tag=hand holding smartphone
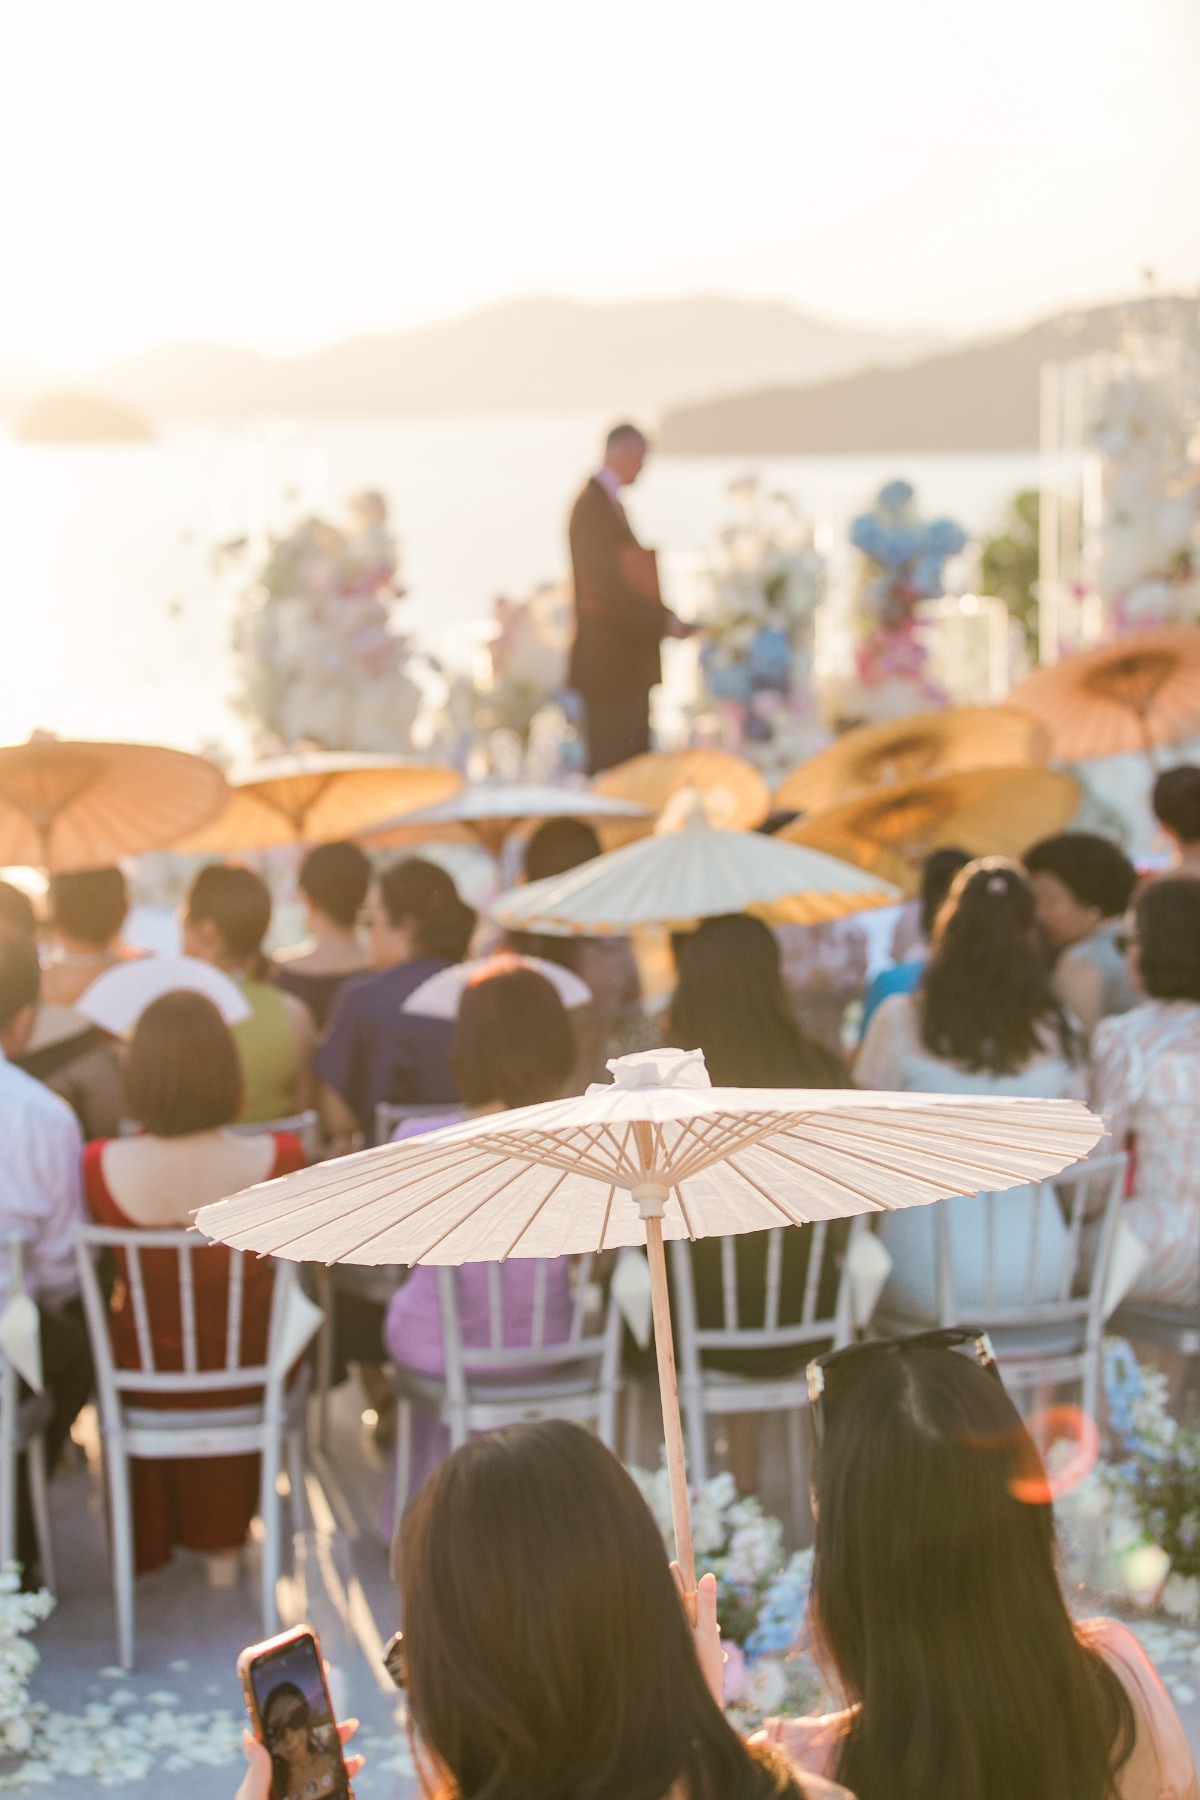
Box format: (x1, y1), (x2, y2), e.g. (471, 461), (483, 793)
(237, 1626), (352, 1800)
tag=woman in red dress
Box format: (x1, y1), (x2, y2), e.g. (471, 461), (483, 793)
(83, 991), (305, 1578)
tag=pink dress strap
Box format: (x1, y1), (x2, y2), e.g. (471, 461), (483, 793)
(1078, 1616), (1200, 1800)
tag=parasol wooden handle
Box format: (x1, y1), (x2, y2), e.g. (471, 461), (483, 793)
(644, 1213), (696, 1601)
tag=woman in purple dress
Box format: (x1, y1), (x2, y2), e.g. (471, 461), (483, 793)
(383, 965), (579, 1497)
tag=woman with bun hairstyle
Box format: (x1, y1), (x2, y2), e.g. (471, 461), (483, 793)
(1090, 876), (1200, 1307)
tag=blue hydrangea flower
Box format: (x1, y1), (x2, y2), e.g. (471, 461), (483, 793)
(745, 1550), (812, 1660)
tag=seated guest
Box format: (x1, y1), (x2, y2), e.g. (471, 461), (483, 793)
(273, 841), (371, 1031)
(0, 934), (92, 1586)
(0, 880), (124, 1141)
(1152, 764), (1200, 879)
(667, 912), (850, 1489)
(183, 864), (315, 1124)
(1091, 878), (1200, 1310)
(42, 867), (132, 1007)
(856, 860), (1083, 1320)
(83, 991), (306, 1579)
(756, 1333), (1198, 1800)
(316, 857), (475, 1140)
(1025, 831), (1138, 1041)
(506, 817), (641, 1089)
(235, 1421), (839, 1800)
(670, 912), (849, 1088)
(859, 846), (971, 1033)
(384, 966), (578, 1495)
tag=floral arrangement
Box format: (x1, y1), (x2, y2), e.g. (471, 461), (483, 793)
(0, 1569), (53, 1762)
(231, 489), (422, 754)
(696, 477), (828, 775)
(1084, 332), (1200, 632)
(844, 479), (967, 721)
(481, 582), (574, 744)
(1100, 1338), (1200, 1616)
(631, 1464), (822, 1726)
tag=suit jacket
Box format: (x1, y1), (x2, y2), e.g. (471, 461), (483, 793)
(567, 477), (676, 700)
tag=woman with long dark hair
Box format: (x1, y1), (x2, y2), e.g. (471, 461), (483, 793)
(235, 1422), (844, 1800)
(382, 967), (580, 1499)
(855, 859), (1084, 1320)
(669, 913), (849, 1088)
(757, 1334), (1196, 1800)
(260, 1682), (342, 1800)
(666, 912), (851, 1488)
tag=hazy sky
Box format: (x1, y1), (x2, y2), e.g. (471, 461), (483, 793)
(2, 0), (1198, 366)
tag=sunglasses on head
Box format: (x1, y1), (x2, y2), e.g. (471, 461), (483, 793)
(806, 1328), (1000, 1452)
(266, 1703), (308, 1743)
(382, 1630), (407, 1691)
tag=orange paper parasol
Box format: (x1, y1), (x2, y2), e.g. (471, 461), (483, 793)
(592, 749), (770, 848)
(1007, 628), (1200, 764)
(0, 734), (228, 871)
(781, 766), (1080, 895)
(775, 706), (1048, 815)
(176, 753), (461, 852)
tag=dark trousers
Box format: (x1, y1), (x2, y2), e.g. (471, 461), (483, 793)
(583, 692), (651, 775)
(17, 1299), (92, 1583)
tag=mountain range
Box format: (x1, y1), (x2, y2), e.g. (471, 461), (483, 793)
(657, 295), (1200, 453)
(1, 296), (938, 427)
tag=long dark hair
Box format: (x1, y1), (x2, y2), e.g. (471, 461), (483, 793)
(395, 1421), (809, 1800)
(921, 858), (1073, 1073)
(669, 913), (849, 1087)
(811, 1343), (1135, 1800)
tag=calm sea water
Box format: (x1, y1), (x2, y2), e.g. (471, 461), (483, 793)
(0, 412), (1040, 754)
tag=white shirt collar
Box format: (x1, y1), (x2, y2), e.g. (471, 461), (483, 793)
(595, 466), (622, 502)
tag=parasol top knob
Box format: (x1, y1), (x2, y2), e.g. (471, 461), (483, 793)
(631, 1180), (669, 1219)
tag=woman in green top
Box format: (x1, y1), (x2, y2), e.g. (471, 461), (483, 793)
(184, 865), (315, 1124)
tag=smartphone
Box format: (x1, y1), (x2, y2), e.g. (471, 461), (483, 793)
(237, 1625), (350, 1800)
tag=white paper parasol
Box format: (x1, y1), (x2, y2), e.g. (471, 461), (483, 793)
(197, 1046), (1101, 1597)
(402, 953), (593, 1019)
(360, 781), (651, 855)
(490, 791), (900, 934)
(77, 955), (250, 1037)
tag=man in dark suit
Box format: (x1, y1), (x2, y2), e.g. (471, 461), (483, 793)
(567, 423), (690, 774)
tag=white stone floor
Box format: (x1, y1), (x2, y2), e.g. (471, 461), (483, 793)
(10, 1381), (1200, 1796)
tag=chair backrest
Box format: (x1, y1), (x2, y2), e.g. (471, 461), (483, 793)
(374, 1102), (454, 1147)
(230, 1109), (320, 1162)
(932, 1152), (1128, 1329)
(671, 1218), (865, 1372)
(0, 1234), (29, 1401)
(435, 1254), (620, 1408)
(75, 1223), (296, 1417)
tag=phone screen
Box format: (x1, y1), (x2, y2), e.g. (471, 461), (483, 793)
(248, 1634), (349, 1800)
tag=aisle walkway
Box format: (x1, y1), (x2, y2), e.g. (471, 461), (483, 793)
(14, 1389), (413, 1798)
